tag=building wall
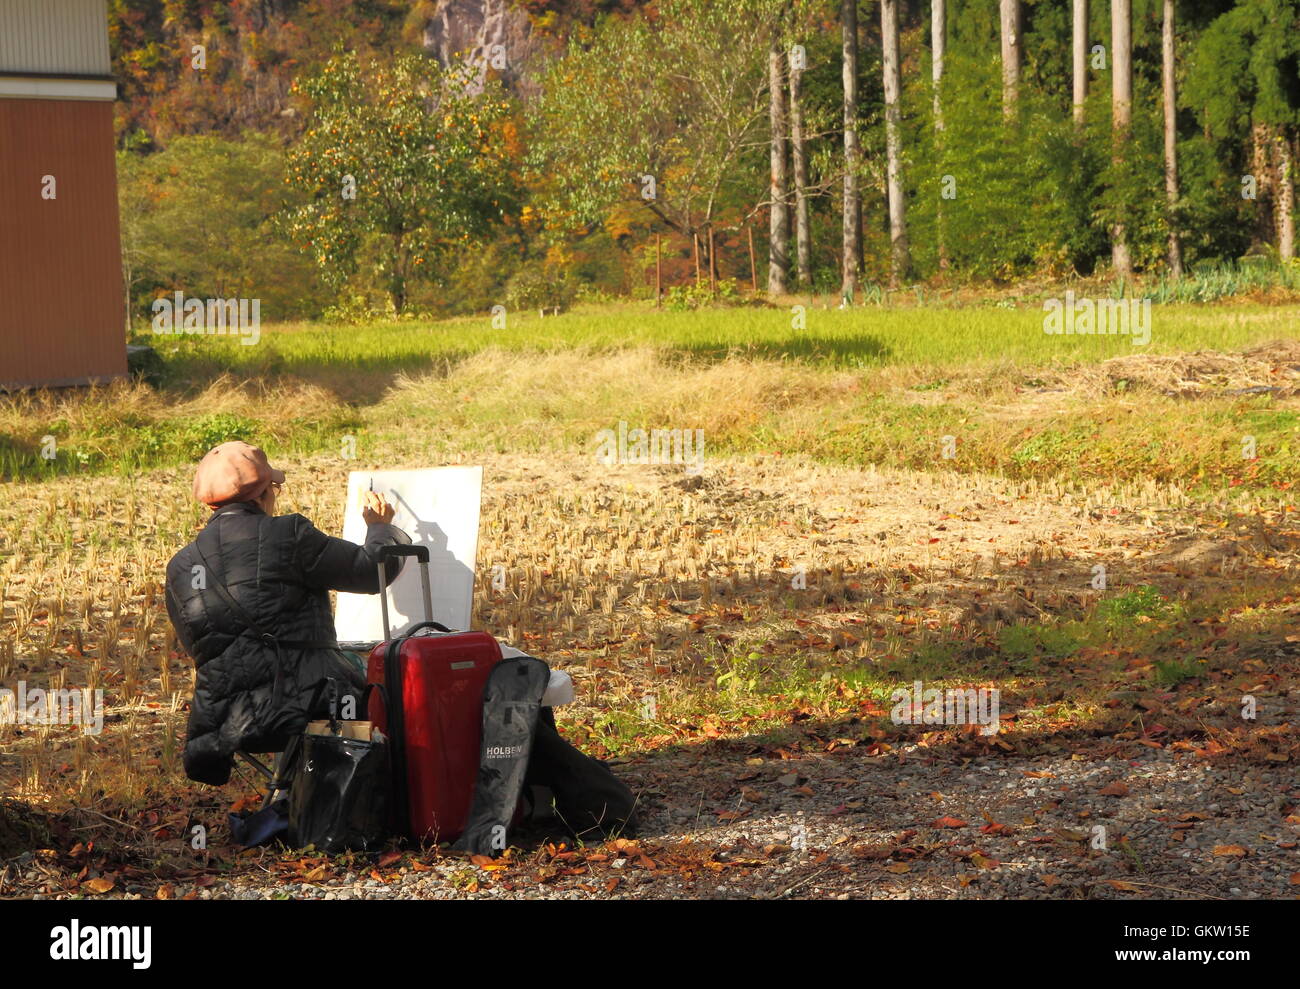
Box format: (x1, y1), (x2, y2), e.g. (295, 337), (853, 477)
(0, 97), (126, 388)
(0, 0), (112, 77)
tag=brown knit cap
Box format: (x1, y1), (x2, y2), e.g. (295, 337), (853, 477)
(192, 441), (285, 507)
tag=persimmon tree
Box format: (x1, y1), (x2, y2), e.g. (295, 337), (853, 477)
(283, 52), (515, 313)
(527, 0), (780, 263)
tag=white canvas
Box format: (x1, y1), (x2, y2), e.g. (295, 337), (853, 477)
(334, 466), (482, 641)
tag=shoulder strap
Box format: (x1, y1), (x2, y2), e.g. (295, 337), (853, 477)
(193, 522), (273, 641)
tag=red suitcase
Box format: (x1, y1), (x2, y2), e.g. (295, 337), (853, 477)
(366, 544), (502, 844)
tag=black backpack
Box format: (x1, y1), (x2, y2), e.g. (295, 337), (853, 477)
(525, 709), (638, 841)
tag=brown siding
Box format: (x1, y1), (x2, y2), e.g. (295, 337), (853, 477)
(0, 97), (125, 389)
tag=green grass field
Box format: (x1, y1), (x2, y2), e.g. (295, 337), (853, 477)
(141, 298), (1295, 380)
(3, 300), (1298, 498)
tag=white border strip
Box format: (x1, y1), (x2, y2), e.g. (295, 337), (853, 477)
(0, 77), (116, 101)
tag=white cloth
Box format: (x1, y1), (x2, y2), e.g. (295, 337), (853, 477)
(499, 643), (575, 706)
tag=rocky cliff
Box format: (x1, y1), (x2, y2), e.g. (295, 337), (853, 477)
(421, 0), (542, 96)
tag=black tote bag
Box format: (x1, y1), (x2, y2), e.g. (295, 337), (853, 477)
(287, 683), (392, 853)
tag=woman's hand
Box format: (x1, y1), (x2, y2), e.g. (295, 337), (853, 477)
(362, 490), (396, 525)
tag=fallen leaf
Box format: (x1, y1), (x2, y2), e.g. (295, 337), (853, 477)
(82, 878), (115, 894)
(1053, 828), (1090, 842)
(980, 813), (1014, 836)
(230, 794), (262, 815)
(1212, 845), (1248, 857)
(851, 843), (893, 860)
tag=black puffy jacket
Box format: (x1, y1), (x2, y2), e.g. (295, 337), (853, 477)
(164, 501), (410, 785)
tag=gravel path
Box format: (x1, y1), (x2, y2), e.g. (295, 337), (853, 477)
(15, 735), (1292, 901)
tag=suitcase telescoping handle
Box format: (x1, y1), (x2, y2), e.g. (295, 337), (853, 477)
(377, 544), (439, 641)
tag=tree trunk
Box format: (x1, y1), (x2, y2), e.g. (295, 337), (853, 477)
(389, 233), (407, 314)
(1072, 0), (1087, 126)
(698, 222), (717, 282)
(708, 226), (717, 292)
(931, 0), (944, 131)
(1162, 0), (1183, 277)
(841, 0), (860, 304)
(655, 233), (661, 305)
(123, 258), (134, 332)
(768, 34), (790, 296)
(999, 0), (1020, 118)
(933, 0), (947, 270)
(1251, 121), (1277, 251)
(748, 224), (758, 291)
(1277, 129), (1296, 261)
(1111, 0), (1133, 278)
(790, 45), (811, 287)
(882, 0), (910, 286)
